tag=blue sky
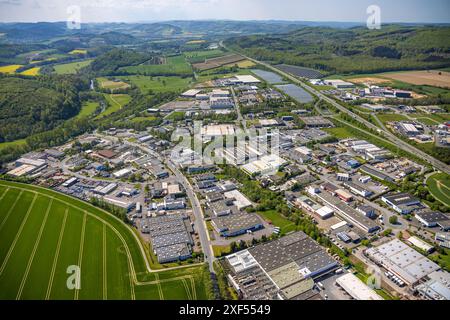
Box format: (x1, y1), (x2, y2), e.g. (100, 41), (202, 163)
(0, 0), (449, 23)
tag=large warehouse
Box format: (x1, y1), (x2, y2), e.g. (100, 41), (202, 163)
(225, 232), (339, 300)
(366, 239), (440, 286)
(335, 273), (383, 300)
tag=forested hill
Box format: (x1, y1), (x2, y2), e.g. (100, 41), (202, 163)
(0, 75), (88, 142)
(225, 25), (450, 74)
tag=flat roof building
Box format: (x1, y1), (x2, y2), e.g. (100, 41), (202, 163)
(335, 273), (383, 300)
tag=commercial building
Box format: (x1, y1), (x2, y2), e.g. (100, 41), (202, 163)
(381, 192), (422, 214)
(407, 236), (434, 254)
(316, 191), (380, 233)
(325, 79), (356, 89)
(224, 189), (252, 210)
(366, 239), (440, 286)
(145, 214), (193, 264)
(241, 154), (287, 176)
(343, 181), (373, 198)
(415, 211), (450, 230)
(335, 273), (383, 300)
(211, 212), (264, 238)
(225, 232), (338, 300)
(113, 168), (133, 179)
(300, 117), (334, 128)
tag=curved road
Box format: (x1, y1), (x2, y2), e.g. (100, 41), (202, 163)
(221, 42), (450, 175)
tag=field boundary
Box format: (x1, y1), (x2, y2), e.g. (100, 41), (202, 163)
(0, 181), (204, 300)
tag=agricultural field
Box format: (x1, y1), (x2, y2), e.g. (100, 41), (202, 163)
(20, 67), (40, 76)
(97, 94), (132, 118)
(192, 54), (245, 71)
(69, 49), (88, 55)
(97, 77), (131, 91)
(53, 60), (93, 75)
(184, 49), (225, 63)
(0, 181), (209, 300)
(426, 173), (450, 207)
(119, 55), (192, 76)
(117, 75), (192, 94)
(0, 64), (23, 74)
(224, 59), (256, 68)
(381, 70), (450, 89)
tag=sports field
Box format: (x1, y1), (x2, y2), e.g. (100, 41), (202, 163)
(427, 173), (450, 207)
(0, 181), (209, 300)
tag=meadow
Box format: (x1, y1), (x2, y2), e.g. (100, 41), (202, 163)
(97, 94), (132, 118)
(53, 60), (93, 75)
(0, 181), (209, 300)
(117, 75), (192, 94)
(119, 55), (192, 76)
(75, 101), (100, 119)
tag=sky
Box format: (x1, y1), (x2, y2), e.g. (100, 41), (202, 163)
(0, 0), (449, 23)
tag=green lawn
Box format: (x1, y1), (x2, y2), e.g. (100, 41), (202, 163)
(426, 173), (450, 207)
(324, 127), (355, 139)
(117, 75), (192, 94)
(75, 101), (99, 119)
(97, 94), (132, 118)
(257, 210), (297, 234)
(411, 113), (450, 126)
(0, 139), (27, 151)
(184, 50), (225, 63)
(53, 60), (93, 75)
(119, 55), (192, 76)
(0, 181), (209, 300)
(377, 113), (409, 124)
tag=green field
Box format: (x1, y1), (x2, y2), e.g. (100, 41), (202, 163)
(257, 210), (297, 234)
(410, 113), (450, 126)
(119, 56), (192, 76)
(53, 60), (93, 75)
(324, 127), (355, 139)
(377, 113), (409, 124)
(117, 75), (192, 94)
(426, 173), (450, 207)
(76, 101), (100, 119)
(0, 139), (27, 151)
(0, 181), (209, 300)
(97, 94), (132, 118)
(184, 50), (225, 63)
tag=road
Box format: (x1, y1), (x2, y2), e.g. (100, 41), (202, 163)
(230, 86), (247, 131)
(221, 42), (450, 175)
(124, 140), (216, 274)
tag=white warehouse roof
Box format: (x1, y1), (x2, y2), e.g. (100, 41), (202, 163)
(336, 273), (383, 300)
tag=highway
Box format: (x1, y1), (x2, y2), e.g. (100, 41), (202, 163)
(221, 42), (450, 175)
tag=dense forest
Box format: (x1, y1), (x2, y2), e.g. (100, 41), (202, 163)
(225, 25), (450, 74)
(89, 48), (157, 75)
(0, 75), (88, 142)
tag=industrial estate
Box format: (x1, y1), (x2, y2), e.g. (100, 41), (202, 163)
(0, 7), (449, 304)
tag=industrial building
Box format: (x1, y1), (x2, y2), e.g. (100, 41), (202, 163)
(381, 192), (422, 214)
(315, 190), (380, 233)
(335, 273), (383, 300)
(225, 232), (337, 300)
(415, 211), (450, 230)
(211, 212), (264, 238)
(366, 239), (441, 286)
(144, 214), (193, 264)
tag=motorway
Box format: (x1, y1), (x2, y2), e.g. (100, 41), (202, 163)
(220, 42), (450, 175)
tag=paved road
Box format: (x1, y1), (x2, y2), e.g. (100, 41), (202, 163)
(125, 140), (216, 274)
(230, 86), (247, 131)
(221, 42), (450, 175)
